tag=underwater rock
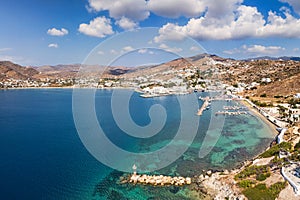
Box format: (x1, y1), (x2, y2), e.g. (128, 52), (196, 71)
(169, 186), (180, 194)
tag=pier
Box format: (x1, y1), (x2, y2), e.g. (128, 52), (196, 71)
(197, 97), (210, 116)
(215, 111), (248, 116)
(223, 106), (247, 110)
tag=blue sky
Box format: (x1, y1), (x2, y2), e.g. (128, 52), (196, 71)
(1, 0), (300, 66)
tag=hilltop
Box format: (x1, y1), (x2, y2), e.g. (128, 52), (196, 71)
(0, 61), (39, 81)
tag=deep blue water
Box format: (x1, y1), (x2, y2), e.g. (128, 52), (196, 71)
(0, 89), (275, 199)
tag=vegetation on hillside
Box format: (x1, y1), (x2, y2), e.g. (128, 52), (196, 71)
(242, 182), (287, 200)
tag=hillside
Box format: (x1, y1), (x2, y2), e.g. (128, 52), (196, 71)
(0, 61), (39, 81)
(0, 54), (299, 99)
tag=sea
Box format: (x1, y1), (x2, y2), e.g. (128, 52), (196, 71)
(0, 89), (275, 199)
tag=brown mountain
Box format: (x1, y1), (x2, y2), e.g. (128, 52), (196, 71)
(1, 54), (299, 99)
(0, 61), (39, 81)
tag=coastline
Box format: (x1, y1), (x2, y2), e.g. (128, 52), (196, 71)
(240, 99), (279, 136)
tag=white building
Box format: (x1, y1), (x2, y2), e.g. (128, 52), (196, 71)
(295, 93), (300, 99)
(261, 77), (272, 83)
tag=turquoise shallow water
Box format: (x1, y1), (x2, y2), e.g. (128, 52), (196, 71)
(0, 89), (275, 199)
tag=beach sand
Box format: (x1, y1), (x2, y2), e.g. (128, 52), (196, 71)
(240, 100), (278, 136)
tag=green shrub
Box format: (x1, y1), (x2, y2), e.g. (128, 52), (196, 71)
(243, 184), (272, 200)
(256, 172), (271, 181)
(294, 141), (300, 150)
(243, 182), (286, 200)
(260, 142), (292, 158)
(269, 181), (287, 197)
(235, 165), (269, 180)
(274, 95), (283, 98)
(260, 93), (267, 97)
(238, 180), (256, 188)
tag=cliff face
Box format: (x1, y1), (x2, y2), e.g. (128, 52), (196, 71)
(0, 61), (39, 81)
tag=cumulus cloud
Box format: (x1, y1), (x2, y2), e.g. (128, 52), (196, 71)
(48, 43), (59, 48)
(224, 45), (285, 55)
(147, 0), (206, 18)
(47, 28), (68, 36)
(78, 17), (114, 38)
(154, 2), (300, 42)
(115, 17), (138, 30)
(258, 10), (300, 38)
(280, 0), (300, 14)
(154, 23), (186, 43)
(87, 0), (149, 22)
(84, 0), (300, 41)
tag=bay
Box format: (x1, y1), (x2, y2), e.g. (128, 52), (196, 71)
(0, 89), (274, 199)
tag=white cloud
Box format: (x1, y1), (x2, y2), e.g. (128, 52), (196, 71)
(47, 28), (68, 36)
(280, 0), (300, 14)
(224, 45), (285, 55)
(78, 17), (114, 38)
(154, 23), (186, 43)
(243, 45), (285, 54)
(154, 2), (300, 42)
(138, 49), (148, 54)
(115, 17), (138, 30)
(87, 0), (149, 21)
(190, 46), (200, 51)
(258, 10), (300, 38)
(48, 43), (58, 48)
(147, 0), (206, 18)
(98, 51), (104, 55)
(159, 43), (182, 53)
(137, 48), (155, 54)
(122, 46), (135, 53)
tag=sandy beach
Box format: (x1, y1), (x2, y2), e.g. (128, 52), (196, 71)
(240, 99), (279, 136)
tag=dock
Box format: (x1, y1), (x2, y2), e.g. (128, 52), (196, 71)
(215, 111), (248, 116)
(223, 106), (247, 110)
(197, 97), (210, 116)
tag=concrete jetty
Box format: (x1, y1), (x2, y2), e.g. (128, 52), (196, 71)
(223, 106), (247, 110)
(215, 111), (248, 116)
(197, 97), (210, 116)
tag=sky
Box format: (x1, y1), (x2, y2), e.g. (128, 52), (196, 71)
(1, 0), (300, 66)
